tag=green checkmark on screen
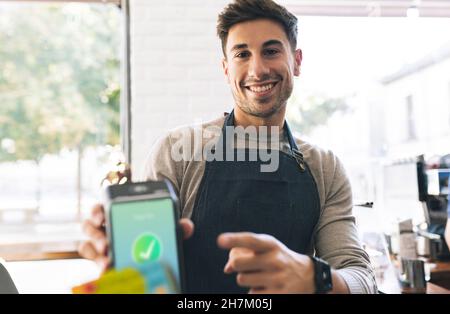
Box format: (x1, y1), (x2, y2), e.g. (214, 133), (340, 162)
(132, 233), (162, 264)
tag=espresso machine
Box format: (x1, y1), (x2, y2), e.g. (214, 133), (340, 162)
(416, 154), (450, 261)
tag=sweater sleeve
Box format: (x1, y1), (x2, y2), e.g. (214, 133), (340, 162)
(140, 132), (183, 200)
(313, 153), (378, 294)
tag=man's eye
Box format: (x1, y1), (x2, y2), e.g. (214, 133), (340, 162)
(264, 49), (279, 56)
(235, 51), (250, 58)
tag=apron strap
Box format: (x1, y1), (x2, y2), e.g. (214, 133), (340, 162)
(222, 110), (302, 154)
(222, 110), (306, 172)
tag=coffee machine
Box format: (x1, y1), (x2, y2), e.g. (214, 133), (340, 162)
(416, 154), (450, 261)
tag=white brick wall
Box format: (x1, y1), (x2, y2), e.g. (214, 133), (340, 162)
(129, 0), (233, 176)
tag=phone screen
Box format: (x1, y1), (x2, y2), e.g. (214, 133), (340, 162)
(110, 197), (181, 292)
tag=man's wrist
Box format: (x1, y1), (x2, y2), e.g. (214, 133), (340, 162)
(309, 256), (333, 294)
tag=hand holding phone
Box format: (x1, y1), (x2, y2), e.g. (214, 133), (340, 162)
(104, 180), (187, 293)
(79, 204), (111, 272)
(78, 195), (194, 286)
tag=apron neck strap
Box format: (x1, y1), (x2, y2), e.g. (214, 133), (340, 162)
(222, 110), (301, 154)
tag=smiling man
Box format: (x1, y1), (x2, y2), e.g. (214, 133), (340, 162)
(79, 0), (377, 294)
(223, 19), (300, 127)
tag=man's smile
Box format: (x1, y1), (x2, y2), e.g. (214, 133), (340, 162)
(243, 81), (279, 97)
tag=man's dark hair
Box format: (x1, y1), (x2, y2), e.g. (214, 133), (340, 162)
(217, 0), (298, 56)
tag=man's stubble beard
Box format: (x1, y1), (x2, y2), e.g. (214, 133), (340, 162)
(234, 82), (293, 119)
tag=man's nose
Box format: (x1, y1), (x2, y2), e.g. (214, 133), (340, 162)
(247, 55), (270, 80)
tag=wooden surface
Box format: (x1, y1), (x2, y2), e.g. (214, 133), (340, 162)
(401, 282), (450, 294)
(1, 250), (81, 262)
(429, 260), (450, 273)
(378, 257), (450, 294)
(428, 260), (450, 290)
(0, 240), (81, 261)
(426, 282), (450, 294)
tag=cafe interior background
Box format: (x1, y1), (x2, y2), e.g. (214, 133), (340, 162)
(0, 0), (450, 293)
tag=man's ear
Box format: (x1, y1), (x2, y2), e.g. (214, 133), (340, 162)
(293, 49), (302, 77)
(222, 58), (230, 83)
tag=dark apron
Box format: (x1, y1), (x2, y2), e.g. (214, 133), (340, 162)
(183, 110), (321, 293)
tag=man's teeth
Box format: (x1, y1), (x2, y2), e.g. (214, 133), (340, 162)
(248, 83), (274, 93)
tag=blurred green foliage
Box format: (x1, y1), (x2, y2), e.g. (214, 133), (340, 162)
(287, 93), (349, 135)
(0, 3), (121, 163)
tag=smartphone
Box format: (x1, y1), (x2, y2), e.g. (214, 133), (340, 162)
(104, 180), (185, 293)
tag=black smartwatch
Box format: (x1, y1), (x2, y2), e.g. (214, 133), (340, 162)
(309, 256), (333, 294)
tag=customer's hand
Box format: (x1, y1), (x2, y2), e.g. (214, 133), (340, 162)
(218, 232), (315, 294)
(78, 203), (194, 273)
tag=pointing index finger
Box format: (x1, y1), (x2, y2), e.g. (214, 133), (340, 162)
(217, 232), (277, 253)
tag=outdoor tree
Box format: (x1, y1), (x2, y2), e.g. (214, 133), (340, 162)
(0, 3), (120, 212)
(287, 94), (349, 135)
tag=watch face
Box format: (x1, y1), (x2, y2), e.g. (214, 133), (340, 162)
(322, 268), (333, 292)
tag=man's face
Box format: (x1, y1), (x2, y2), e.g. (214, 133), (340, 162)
(222, 19), (302, 118)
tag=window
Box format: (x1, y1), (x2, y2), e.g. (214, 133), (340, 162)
(405, 94), (417, 141)
(448, 81), (450, 126)
(285, 15), (450, 233)
(0, 1), (123, 260)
